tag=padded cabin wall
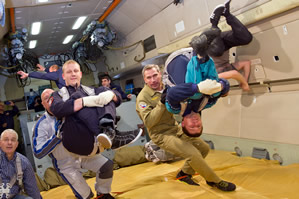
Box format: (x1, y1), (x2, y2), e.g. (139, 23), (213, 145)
(203, 84), (299, 146)
(200, 5), (299, 147)
(104, 9), (170, 77)
(119, 72), (145, 92)
(226, 7), (299, 87)
(238, 8), (299, 84)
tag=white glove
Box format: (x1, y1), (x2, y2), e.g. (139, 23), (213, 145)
(97, 90), (115, 105)
(82, 95), (104, 107)
(197, 79), (221, 95)
(82, 90), (115, 107)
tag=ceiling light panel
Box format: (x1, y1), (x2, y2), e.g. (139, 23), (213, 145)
(29, 40), (37, 49)
(72, 16), (87, 30)
(31, 22), (41, 35)
(63, 35), (74, 44)
(37, 0), (49, 3)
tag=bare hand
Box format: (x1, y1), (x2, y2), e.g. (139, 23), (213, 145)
(127, 94), (132, 99)
(36, 64), (45, 71)
(17, 71), (29, 79)
(7, 101), (14, 106)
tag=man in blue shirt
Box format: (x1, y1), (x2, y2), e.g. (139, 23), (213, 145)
(17, 64), (65, 89)
(99, 75), (132, 100)
(0, 129), (41, 199)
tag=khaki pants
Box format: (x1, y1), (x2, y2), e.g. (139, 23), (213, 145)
(150, 129), (221, 183)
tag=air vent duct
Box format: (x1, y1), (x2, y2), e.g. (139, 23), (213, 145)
(144, 35), (156, 53)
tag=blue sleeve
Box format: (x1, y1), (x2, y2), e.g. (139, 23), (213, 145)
(22, 157), (42, 198)
(204, 97), (219, 110)
(56, 69), (66, 89)
(165, 83), (198, 114)
(8, 105), (19, 117)
(112, 85), (127, 100)
(50, 92), (75, 119)
(203, 78), (230, 110)
(29, 71), (59, 81)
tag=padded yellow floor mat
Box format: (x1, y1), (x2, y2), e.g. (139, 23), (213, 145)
(41, 150), (299, 199)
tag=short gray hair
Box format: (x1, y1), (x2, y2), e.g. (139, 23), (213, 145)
(1, 129), (19, 140)
(142, 64), (160, 77)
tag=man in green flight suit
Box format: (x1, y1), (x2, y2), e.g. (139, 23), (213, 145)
(136, 64), (236, 191)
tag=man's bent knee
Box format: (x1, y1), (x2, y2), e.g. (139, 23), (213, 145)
(98, 159), (114, 179)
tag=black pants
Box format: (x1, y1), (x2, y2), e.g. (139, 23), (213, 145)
(221, 14), (253, 51)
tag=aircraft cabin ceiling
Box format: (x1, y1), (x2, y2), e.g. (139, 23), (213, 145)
(3, 0), (174, 57)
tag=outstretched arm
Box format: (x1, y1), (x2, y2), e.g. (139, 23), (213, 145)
(218, 70), (249, 91)
(17, 71), (29, 79)
(17, 70), (60, 81)
(29, 71), (60, 81)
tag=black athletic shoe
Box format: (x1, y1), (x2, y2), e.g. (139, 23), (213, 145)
(97, 127), (115, 149)
(206, 180), (236, 191)
(210, 4), (225, 28)
(86, 190), (94, 199)
(98, 118), (116, 148)
(176, 171), (199, 186)
(111, 128), (143, 150)
(223, 0), (231, 17)
(95, 193), (114, 199)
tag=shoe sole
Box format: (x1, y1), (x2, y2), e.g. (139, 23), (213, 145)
(97, 134), (112, 149)
(129, 128), (143, 145)
(224, 0), (231, 7)
(206, 181), (236, 191)
(144, 142), (161, 163)
(113, 129), (143, 150)
(223, 0), (231, 14)
(210, 4), (225, 19)
(176, 177), (200, 186)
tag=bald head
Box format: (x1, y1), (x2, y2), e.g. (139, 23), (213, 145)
(41, 89), (55, 113)
(49, 64), (59, 72)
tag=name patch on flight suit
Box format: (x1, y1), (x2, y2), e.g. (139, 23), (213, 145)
(139, 102), (147, 109)
(151, 96), (159, 101)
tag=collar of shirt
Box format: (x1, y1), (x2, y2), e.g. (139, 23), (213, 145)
(144, 84), (164, 97)
(0, 148), (17, 162)
(66, 84), (83, 93)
